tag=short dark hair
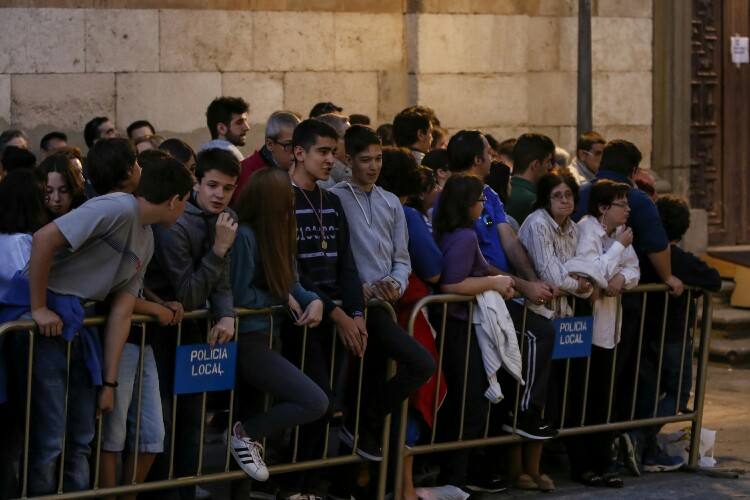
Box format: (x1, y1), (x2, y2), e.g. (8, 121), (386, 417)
(206, 97), (249, 140)
(159, 138), (196, 170)
(39, 151), (86, 210)
(136, 152), (194, 204)
(0, 129), (28, 151)
(447, 130), (485, 172)
(0, 169), (47, 234)
(40, 131), (68, 152)
(85, 138), (137, 195)
(577, 131), (606, 152)
(344, 125), (381, 157)
(393, 108), (431, 148)
(656, 195), (691, 242)
(406, 166), (437, 213)
(600, 140), (642, 177)
(512, 133), (555, 174)
(83, 116), (110, 148)
(486, 161), (511, 204)
(349, 114), (371, 126)
(195, 148), (240, 182)
(376, 123), (394, 146)
(588, 179), (631, 217)
(422, 148), (449, 172)
(309, 102), (342, 118)
(433, 173), (484, 242)
(292, 119), (339, 153)
(377, 147), (421, 198)
(2, 146), (36, 172)
(534, 169), (579, 212)
(126, 119), (156, 139)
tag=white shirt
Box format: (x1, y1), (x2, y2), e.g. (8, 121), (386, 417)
(568, 215), (640, 348)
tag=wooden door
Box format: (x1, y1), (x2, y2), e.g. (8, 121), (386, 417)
(691, 0), (750, 245)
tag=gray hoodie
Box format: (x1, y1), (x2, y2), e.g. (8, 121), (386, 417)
(150, 193), (236, 319)
(329, 181), (411, 295)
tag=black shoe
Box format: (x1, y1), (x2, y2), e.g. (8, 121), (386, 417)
(339, 425), (383, 462)
(464, 476), (508, 493)
(501, 413), (557, 440)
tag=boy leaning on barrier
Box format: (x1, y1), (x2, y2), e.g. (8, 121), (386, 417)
(26, 140), (193, 496)
(623, 195), (721, 476)
(143, 147), (239, 497)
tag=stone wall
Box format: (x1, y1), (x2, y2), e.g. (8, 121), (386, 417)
(0, 0), (653, 162)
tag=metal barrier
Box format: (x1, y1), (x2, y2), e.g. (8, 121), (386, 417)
(0, 302), (397, 500)
(393, 284), (713, 494)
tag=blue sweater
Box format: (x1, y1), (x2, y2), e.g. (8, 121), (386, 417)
(231, 225), (319, 334)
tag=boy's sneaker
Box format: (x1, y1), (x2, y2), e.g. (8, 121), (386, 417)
(230, 422), (269, 481)
(339, 425), (383, 462)
(501, 412), (557, 440)
(620, 433), (641, 476)
(642, 448), (684, 472)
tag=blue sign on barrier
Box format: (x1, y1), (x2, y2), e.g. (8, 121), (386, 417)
(174, 342), (237, 395)
(552, 316), (593, 359)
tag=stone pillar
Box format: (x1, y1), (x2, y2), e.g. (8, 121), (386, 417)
(577, 0), (592, 137)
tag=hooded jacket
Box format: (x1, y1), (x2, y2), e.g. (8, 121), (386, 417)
(150, 192), (236, 320)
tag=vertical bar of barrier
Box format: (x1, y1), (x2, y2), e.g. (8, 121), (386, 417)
(606, 297), (622, 423)
(197, 320), (210, 476)
(675, 290), (692, 416)
(131, 323), (147, 484)
(630, 291), (648, 420)
(292, 322), (308, 464)
(21, 329), (34, 498)
(689, 293), (713, 466)
(352, 307), (368, 455)
(560, 359), (571, 430)
(225, 316), (240, 471)
(57, 341), (72, 493)
(93, 409), (103, 490)
(580, 355), (591, 426)
(430, 303), (448, 444)
(263, 313), (276, 458)
(512, 304), (528, 432)
(168, 321), (183, 479)
(322, 320), (337, 460)
(653, 291), (670, 418)
(376, 303), (398, 500)
(457, 302), (474, 441)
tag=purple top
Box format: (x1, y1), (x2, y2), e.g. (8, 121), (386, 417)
(439, 228), (490, 320)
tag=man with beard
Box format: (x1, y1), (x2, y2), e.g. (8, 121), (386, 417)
(200, 97), (250, 163)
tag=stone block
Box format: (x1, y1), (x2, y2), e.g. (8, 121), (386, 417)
(596, 0), (652, 18)
(558, 16), (578, 71)
(409, 0), (525, 15)
(592, 17), (652, 72)
(682, 208), (709, 255)
(593, 72), (652, 126)
(334, 13), (404, 71)
(284, 72), (378, 122)
(378, 70), (411, 124)
(526, 126), (561, 145)
(85, 9), (158, 72)
(557, 125), (577, 155)
(0, 76), (10, 129)
(527, 17), (560, 71)
(253, 12), (335, 71)
(116, 73), (221, 134)
(596, 124), (652, 167)
(417, 74), (527, 129)
(0, 8), (85, 73)
(527, 72), (577, 126)
(222, 73), (284, 125)
(253, 0), (402, 12)
(414, 14), (527, 74)
(482, 126), (527, 143)
(529, 0), (577, 16)
(160, 10), (254, 72)
(11, 73), (114, 131)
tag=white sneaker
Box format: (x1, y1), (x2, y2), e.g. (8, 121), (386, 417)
(230, 422), (269, 481)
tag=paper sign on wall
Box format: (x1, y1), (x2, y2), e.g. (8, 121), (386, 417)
(731, 36), (749, 65)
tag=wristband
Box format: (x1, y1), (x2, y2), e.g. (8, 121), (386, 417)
(102, 380), (118, 388)
(352, 311), (365, 318)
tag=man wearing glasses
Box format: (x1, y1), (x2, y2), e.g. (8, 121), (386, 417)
(570, 130), (606, 185)
(233, 110), (301, 204)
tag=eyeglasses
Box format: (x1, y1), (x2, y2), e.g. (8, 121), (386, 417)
(551, 191), (574, 201)
(583, 149), (603, 158)
(271, 139), (293, 152)
(610, 201), (630, 209)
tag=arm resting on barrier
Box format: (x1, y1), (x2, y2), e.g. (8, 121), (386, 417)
(29, 223), (69, 336)
(100, 290), (136, 413)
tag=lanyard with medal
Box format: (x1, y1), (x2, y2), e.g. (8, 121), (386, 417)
(297, 185), (328, 250)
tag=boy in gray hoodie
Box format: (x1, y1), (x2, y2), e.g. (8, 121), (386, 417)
(145, 148), (239, 498)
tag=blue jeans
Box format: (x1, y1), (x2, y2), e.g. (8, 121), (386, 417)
(22, 334), (97, 495)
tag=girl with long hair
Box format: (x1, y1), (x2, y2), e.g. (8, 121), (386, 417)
(229, 167), (328, 484)
(38, 151), (86, 218)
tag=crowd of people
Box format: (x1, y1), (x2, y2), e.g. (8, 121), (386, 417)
(0, 97), (723, 500)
